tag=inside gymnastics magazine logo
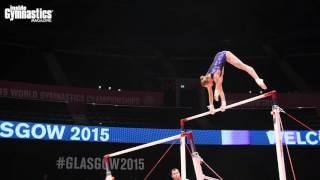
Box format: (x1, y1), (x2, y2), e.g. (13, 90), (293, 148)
(4, 5), (53, 23)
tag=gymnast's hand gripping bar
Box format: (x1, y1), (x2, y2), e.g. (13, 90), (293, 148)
(181, 90), (276, 123)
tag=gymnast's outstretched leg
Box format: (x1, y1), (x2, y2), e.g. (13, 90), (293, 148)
(225, 51), (267, 90)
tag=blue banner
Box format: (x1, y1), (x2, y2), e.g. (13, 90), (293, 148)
(0, 120), (319, 146)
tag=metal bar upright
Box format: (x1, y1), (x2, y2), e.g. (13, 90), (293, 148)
(271, 92), (287, 180)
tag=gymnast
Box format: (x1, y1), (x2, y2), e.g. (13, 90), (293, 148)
(200, 50), (267, 113)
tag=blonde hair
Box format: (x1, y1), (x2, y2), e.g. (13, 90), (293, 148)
(200, 74), (211, 87)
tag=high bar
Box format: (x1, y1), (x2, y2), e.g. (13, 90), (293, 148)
(183, 90), (276, 122)
(104, 133), (190, 158)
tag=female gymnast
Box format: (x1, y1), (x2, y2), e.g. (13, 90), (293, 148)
(200, 50), (267, 113)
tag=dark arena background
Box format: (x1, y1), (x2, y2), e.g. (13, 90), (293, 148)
(1, 1), (320, 180)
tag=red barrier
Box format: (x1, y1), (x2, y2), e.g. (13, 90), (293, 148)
(0, 80), (164, 106)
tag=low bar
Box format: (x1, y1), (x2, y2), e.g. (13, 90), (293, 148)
(105, 133), (189, 158)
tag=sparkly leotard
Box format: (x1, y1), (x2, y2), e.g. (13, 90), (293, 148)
(207, 51), (227, 75)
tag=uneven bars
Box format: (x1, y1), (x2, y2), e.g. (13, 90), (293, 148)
(182, 90), (276, 122)
(104, 133), (189, 158)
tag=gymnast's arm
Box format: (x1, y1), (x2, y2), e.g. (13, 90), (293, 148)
(206, 86), (215, 113)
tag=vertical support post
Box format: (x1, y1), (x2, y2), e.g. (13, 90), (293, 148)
(187, 133), (205, 180)
(103, 156), (113, 180)
(180, 119), (187, 180)
(271, 93), (287, 180)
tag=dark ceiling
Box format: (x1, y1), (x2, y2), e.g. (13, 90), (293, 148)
(1, 0), (320, 92)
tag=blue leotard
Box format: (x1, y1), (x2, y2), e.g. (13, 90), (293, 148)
(207, 51), (227, 75)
